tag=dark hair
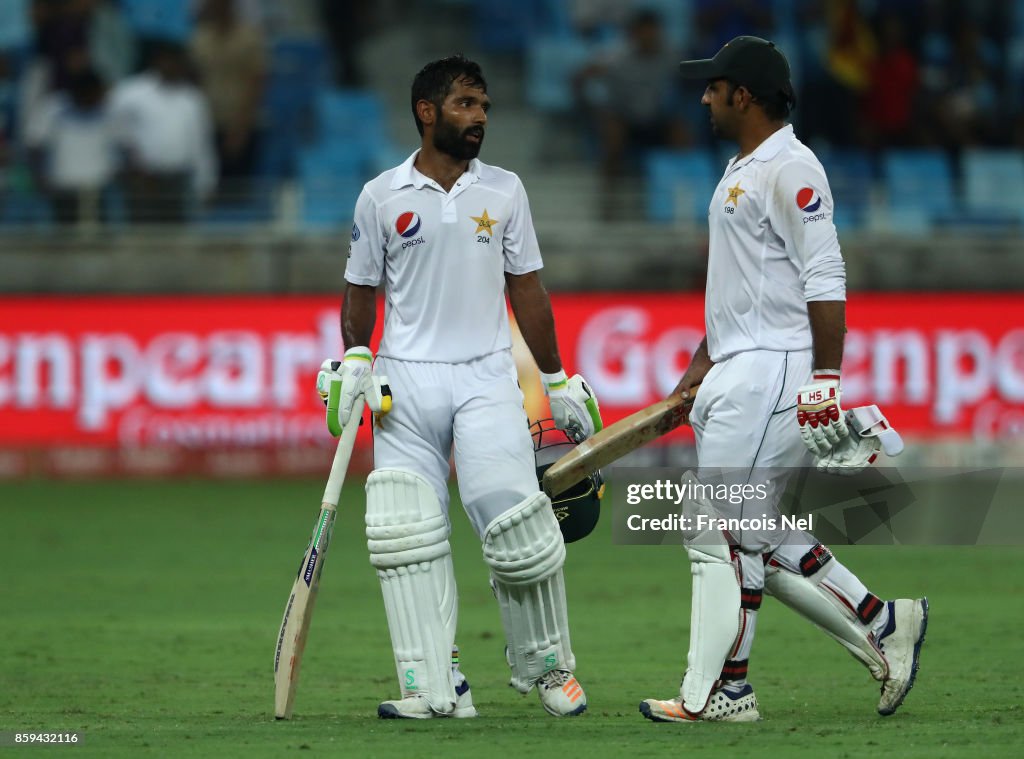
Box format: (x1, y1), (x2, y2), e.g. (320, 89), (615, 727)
(410, 55), (487, 136)
(725, 79), (793, 121)
(68, 69), (104, 98)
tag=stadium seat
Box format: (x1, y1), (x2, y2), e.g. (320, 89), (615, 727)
(525, 36), (592, 112)
(475, 0), (552, 53)
(962, 149), (1024, 225)
(645, 150), (717, 223)
(298, 145), (367, 231)
(882, 149), (956, 231)
(817, 149), (875, 230)
(195, 180), (276, 228)
(314, 90), (387, 151)
(259, 39), (331, 178)
(121, 0), (191, 42)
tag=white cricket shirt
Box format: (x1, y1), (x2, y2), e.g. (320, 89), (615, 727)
(344, 150), (543, 363)
(704, 124), (846, 362)
(108, 73), (217, 197)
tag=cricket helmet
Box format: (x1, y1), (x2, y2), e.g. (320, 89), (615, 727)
(531, 418), (604, 543)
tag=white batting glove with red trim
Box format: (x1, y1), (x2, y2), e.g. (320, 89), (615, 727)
(816, 405), (904, 475)
(796, 370), (849, 457)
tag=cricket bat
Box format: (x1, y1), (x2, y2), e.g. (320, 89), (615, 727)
(542, 393), (692, 497)
(274, 396), (365, 720)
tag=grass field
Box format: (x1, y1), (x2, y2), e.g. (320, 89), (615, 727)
(1, 478), (1021, 758)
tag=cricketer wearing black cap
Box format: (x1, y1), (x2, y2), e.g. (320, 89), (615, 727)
(678, 35), (797, 111)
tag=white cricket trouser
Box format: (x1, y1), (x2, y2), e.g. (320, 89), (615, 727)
(373, 350), (539, 536)
(688, 348), (815, 554)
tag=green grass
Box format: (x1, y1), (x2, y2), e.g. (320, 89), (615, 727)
(1, 479), (1021, 758)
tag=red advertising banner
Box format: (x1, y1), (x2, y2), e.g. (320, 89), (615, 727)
(1, 294), (1022, 476)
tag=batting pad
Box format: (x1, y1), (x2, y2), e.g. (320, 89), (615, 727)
(765, 543), (887, 680)
(681, 538), (740, 712)
(677, 472), (741, 712)
(366, 469), (457, 714)
(482, 492), (575, 693)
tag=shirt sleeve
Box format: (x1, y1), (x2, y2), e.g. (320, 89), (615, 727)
(502, 175), (543, 275)
(344, 187), (386, 286)
(768, 159), (846, 302)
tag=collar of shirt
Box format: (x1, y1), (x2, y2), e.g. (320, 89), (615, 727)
(389, 149), (482, 193)
(726, 123), (794, 173)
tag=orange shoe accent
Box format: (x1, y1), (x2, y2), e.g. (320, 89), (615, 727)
(563, 679), (582, 702)
(660, 700), (696, 720)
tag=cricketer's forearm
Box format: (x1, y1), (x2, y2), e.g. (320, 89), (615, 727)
(341, 283), (377, 348)
(807, 300), (845, 370)
(505, 271), (562, 374)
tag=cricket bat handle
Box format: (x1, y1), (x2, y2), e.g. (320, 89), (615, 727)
(322, 395), (365, 507)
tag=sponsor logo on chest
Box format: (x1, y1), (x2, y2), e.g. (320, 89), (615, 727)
(395, 211), (425, 249)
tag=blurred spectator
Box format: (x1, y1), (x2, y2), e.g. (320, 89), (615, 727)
(25, 68), (117, 223)
(216, 0), (321, 39)
(926, 21), (1001, 148)
(317, 0), (365, 86)
(109, 42), (216, 223)
(801, 0), (876, 146)
(31, 0), (93, 93)
(576, 9), (689, 217)
(191, 0), (266, 200)
(862, 13), (919, 148)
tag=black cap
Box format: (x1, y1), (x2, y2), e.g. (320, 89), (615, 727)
(679, 36), (796, 107)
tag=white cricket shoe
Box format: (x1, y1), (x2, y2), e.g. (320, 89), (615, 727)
(639, 684), (760, 723)
(876, 598), (929, 716)
(377, 688), (477, 720)
(377, 695), (437, 719)
(378, 647), (478, 719)
(537, 670), (587, 716)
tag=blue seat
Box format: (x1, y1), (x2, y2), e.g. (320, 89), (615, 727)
(525, 36), (592, 112)
(962, 149), (1024, 224)
(817, 149), (874, 230)
(259, 39), (331, 178)
(298, 144), (367, 231)
(475, 0), (546, 52)
(645, 150), (718, 223)
(314, 90), (386, 150)
(195, 180), (275, 228)
(121, 0), (191, 42)
(883, 149), (955, 230)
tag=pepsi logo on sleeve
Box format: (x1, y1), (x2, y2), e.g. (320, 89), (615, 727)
(796, 187), (827, 223)
(795, 187), (821, 212)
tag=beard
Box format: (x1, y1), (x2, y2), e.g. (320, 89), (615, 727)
(433, 114), (484, 160)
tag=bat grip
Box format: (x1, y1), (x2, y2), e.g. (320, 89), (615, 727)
(321, 395), (365, 507)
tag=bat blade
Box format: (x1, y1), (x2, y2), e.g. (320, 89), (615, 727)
(542, 395), (689, 497)
(274, 397), (363, 720)
(273, 504), (336, 719)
